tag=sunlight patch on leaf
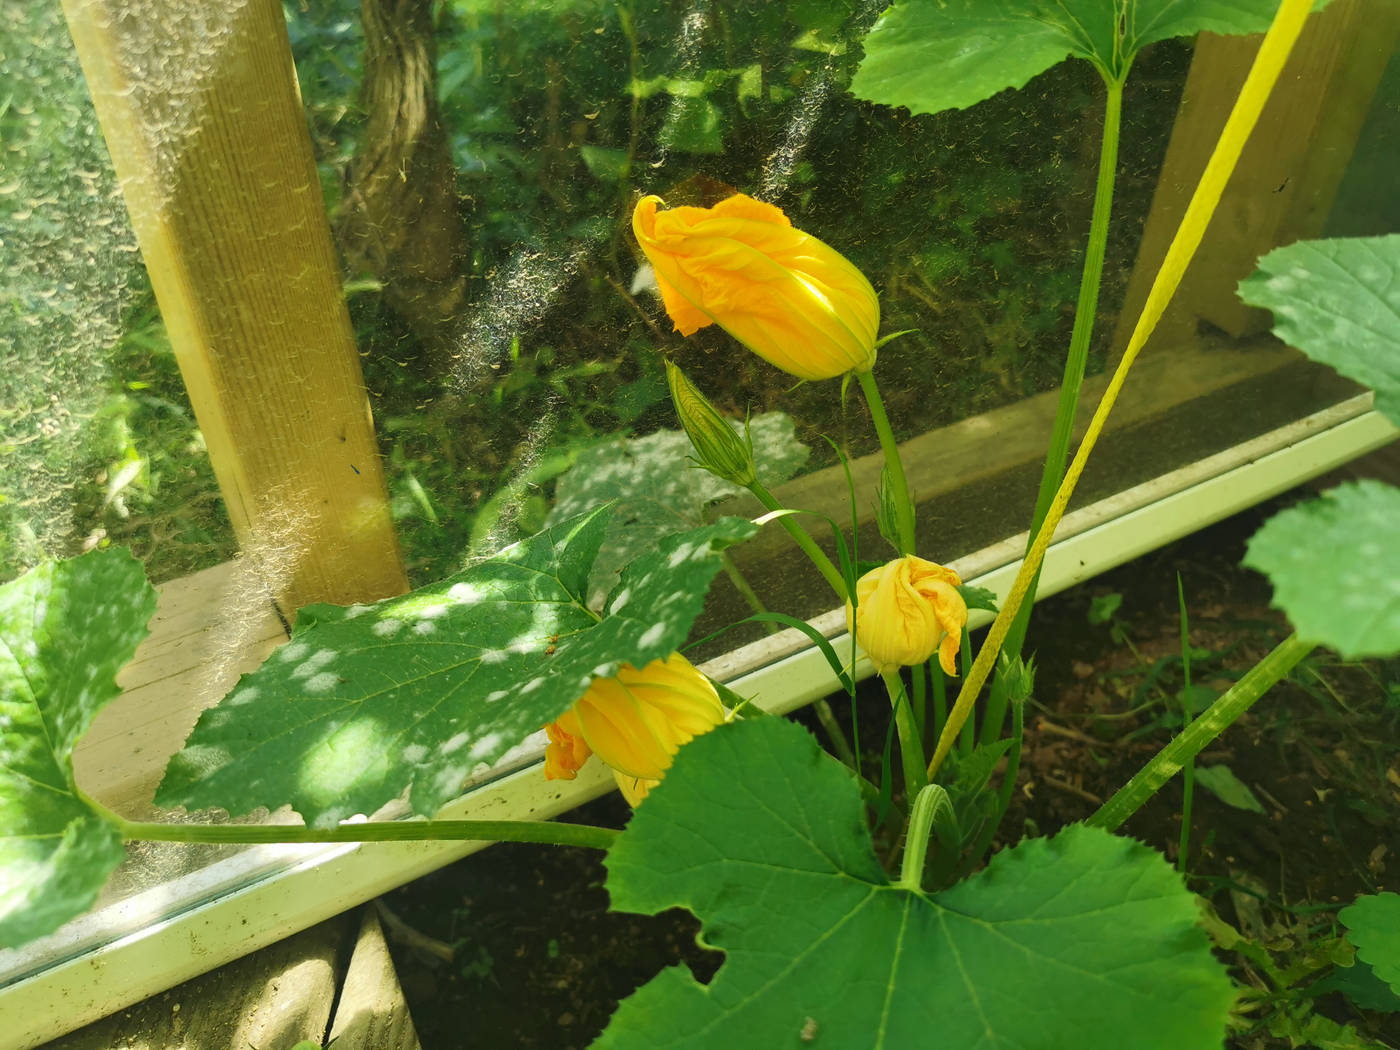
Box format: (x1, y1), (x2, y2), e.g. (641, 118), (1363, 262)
(157, 507), (757, 827)
(548, 414), (807, 606)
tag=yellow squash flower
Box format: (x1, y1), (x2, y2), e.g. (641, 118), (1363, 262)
(632, 193), (880, 381)
(847, 555), (969, 676)
(543, 652), (725, 804)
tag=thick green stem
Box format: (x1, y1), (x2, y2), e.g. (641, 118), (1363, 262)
(981, 76), (1123, 747)
(899, 783), (954, 890)
(856, 370), (915, 555)
(748, 480), (848, 601)
(116, 817), (620, 851)
(1089, 634), (1313, 831)
(883, 670), (928, 795)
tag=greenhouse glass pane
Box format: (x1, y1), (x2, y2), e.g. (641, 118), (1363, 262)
(2, 0), (1395, 1017)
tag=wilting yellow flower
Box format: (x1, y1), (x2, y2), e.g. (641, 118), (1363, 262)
(632, 193), (880, 381)
(543, 652), (725, 804)
(847, 556), (969, 676)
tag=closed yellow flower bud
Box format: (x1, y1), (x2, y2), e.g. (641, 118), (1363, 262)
(847, 556), (969, 676)
(542, 652), (725, 803)
(632, 193), (880, 381)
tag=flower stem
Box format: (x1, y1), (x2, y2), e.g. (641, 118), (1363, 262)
(927, 0), (1313, 782)
(748, 480), (848, 600)
(114, 816), (620, 851)
(980, 76), (1122, 747)
(855, 369), (915, 555)
(1088, 634), (1312, 832)
(882, 670), (928, 795)
(721, 551), (775, 630)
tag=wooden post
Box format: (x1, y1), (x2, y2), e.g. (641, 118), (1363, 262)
(62, 0), (409, 614)
(1112, 0), (1400, 354)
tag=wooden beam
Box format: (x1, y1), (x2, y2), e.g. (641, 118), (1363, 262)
(326, 907), (423, 1050)
(1112, 0), (1400, 353)
(45, 916), (350, 1050)
(61, 0), (409, 615)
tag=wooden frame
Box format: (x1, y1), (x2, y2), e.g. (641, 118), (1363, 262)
(62, 0), (408, 616)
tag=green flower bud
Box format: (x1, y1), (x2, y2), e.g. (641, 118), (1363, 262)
(666, 360), (757, 487)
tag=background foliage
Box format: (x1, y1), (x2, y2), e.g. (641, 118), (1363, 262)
(2, 0), (1188, 587)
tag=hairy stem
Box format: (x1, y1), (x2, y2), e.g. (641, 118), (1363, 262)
(1089, 634), (1312, 831)
(899, 783), (955, 890)
(962, 691), (1024, 876)
(1177, 574), (1196, 873)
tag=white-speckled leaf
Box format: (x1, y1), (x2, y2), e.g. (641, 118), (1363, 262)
(548, 413), (807, 606)
(1243, 481), (1400, 658)
(1239, 235), (1400, 426)
(157, 507), (757, 827)
(0, 549), (155, 947)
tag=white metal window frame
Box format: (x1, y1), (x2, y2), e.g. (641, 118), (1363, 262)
(1, 395), (1393, 1050)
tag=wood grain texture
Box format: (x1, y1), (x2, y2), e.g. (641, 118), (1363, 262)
(61, 0), (408, 616)
(73, 559), (288, 816)
(43, 916), (351, 1050)
(1112, 0), (1399, 353)
(326, 908), (423, 1050)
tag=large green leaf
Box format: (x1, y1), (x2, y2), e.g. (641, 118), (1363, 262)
(1238, 235), (1400, 426)
(1342, 893), (1400, 997)
(547, 414), (808, 606)
(157, 508), (757, 827)
(1243, 481), (1400, 658)
(851, 0), (1313, 115)
(599, 717), (1234, 1049)
(0, 549), (155, 947)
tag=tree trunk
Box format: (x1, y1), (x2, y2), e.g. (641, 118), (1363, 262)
(339, 0), (468, 368)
